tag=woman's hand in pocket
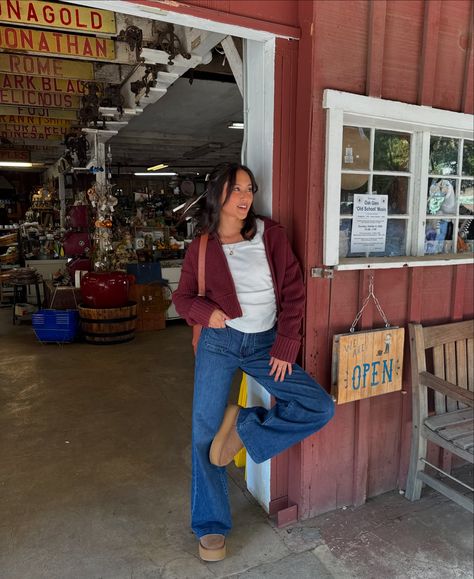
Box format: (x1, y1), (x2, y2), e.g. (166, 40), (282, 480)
(208, 309), (230, 328)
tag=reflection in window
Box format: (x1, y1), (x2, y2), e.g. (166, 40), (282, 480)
(429, 137), (458, 175)
(374, 130), (410, 172)
(340, 179), (369, 214)
(458, 219), (474, 253)
(426, 178), (456, 215)
(462, 140), (474, 176)
(373, 175), (408, 214)
(459, 180), (474, 215)
(425, 220), (454, 254)
(341, 127), (370, 171)
(339, 219), (406, 258)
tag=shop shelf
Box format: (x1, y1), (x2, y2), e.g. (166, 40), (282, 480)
(32, 309), (78, 343)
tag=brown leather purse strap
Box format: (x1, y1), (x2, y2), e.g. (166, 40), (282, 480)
(197, 233), (208, 297)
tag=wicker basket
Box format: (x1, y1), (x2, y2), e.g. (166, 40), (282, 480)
(0, 251), (19, 264)
(0, 233), (18, 246)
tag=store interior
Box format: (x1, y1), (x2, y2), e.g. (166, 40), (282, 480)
(0, 2), (244, 333)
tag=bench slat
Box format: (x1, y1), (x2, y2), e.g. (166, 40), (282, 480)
(433, 344), (446, 414)
(437, 420), (474, 441)
(425, 408), (474, 431)
(453, 434), (474, 451)
(445, 342), (458, 413)
(468, 338), (474, 391)
(423, 320), (474, 349)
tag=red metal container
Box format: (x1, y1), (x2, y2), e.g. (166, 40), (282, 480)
(80, 272), (135, 308)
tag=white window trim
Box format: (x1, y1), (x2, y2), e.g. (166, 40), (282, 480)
(323, 89), (474, 269)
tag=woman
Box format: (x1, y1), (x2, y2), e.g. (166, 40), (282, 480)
(173, 163), (335, 562)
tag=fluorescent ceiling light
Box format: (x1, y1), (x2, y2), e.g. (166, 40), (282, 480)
(228, 122), (244, 130)
(147, 163), (168, 171)
(134, 172), (177, 176)
(0, 161), (33, 167)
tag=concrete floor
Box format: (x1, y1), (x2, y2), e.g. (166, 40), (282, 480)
(0, 308), (473, 579)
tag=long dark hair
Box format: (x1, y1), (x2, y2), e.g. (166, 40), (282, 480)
(197, 162), (259, 239)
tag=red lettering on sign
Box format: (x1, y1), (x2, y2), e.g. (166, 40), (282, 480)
(27, 3), (39, 23)
(42, 78), (51, 92)
(96, 38), (107, 58)
(6, 1), (21, 20)
(91, 11), (103, 30)
(66, 34), (78, 54)
(2, 76), (12, 89)
(59, 7), (72, 26)
(75, 8), (87, 29)
(52, 32), (61, 52)
(43, 5), (55, 25)
(20, 29), (34, 50)
(9, 55), (20, 73)
(38, 59), (50, 75)
(37, 32), (49, 52)
(83, 38), (92, 56)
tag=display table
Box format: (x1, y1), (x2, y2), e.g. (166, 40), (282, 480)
(25, 259), (68, 300)
(44, 281), (82, 310)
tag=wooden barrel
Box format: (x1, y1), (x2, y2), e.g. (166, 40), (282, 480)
(78, 301), (137, 345)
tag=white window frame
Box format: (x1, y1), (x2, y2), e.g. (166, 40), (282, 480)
(323, 89), (474, 270)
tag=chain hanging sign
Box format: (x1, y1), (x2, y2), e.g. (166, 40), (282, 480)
(0, 26), (115, 60)
(0, 54), (94, 80)
(0, 1), (116, 35)
(331, 274), (404, 404)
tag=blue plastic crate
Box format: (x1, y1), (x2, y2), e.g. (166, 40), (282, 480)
(32, 309), (78, 343)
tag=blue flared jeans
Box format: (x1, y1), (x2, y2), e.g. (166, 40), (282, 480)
(191, 325), (335, 538)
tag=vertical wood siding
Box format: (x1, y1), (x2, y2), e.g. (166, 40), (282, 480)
(299, 0), (473, 518)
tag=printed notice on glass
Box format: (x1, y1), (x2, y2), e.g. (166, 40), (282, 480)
(351, 194), (388, 253)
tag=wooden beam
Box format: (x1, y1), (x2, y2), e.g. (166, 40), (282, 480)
(418, 0), (442, 106)
(462, 4), (474, 114)
(366, 0), (387, 98)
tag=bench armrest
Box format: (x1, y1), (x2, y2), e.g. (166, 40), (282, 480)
(419, 371), (474, 407)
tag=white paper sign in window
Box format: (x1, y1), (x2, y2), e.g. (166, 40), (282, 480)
(351, 194), (388, 254)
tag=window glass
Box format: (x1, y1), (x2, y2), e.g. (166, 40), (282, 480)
(457, 218), (474, 253)
(462, 140), (474, 176)
(373, 175), (408, 214)
(341, 127), (370, 171)
(429, 137), (458, 175)
(426, 178), (457, 216)
(339, 219), (407, 258)
(374, 130), (410, 172)
(340, 179), (369, 215)
(424, 219), (454, 254)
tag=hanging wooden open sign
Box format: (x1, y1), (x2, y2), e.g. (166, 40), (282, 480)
(331, 327), (404, 404)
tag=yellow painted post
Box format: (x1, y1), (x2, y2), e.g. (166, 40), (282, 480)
(233, 373), (247, 468)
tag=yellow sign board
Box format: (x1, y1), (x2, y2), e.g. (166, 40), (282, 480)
(0, 104), (78, 119)
(0, 1), (116, 34)
(0, 147), (30, 161)
(0, 26), (115, 60)
(0, 123), (69, 136)
(0, 54), (94, 79)
(0, 89), (81, 108)
(0, 74), (88, 94)
(331, 327), (404, 404)
(0, 128), (65, 140)
(0, 114), (72, 128)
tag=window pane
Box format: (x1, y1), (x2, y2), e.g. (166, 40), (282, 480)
(426, 178), (456, 216)
(424, 219), (454, 254)
(373, 130), (410, 172)
(462, 140), (474, 176)
(459, 180), (474, 215)
(457, 219), (474, 253)
(339, 218), (407, 258)
(373, 175), (408, 214)
(341, 127), (370, 170)
(340, 177), (369, 214)
(429, 136), (458, 175)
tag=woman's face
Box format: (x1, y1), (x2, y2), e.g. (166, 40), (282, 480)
(220, 169), (254, 222)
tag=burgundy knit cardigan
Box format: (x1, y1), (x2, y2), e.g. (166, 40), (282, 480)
(172, 217), (305, 363)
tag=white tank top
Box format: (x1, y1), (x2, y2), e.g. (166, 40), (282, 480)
(223, 219), (277, 333)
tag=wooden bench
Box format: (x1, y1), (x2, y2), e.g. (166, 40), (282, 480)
(405, 320), (474, 512)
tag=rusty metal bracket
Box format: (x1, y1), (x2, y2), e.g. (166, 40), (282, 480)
(311, 267), (334, 279)
(155, 24), (191, 65)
